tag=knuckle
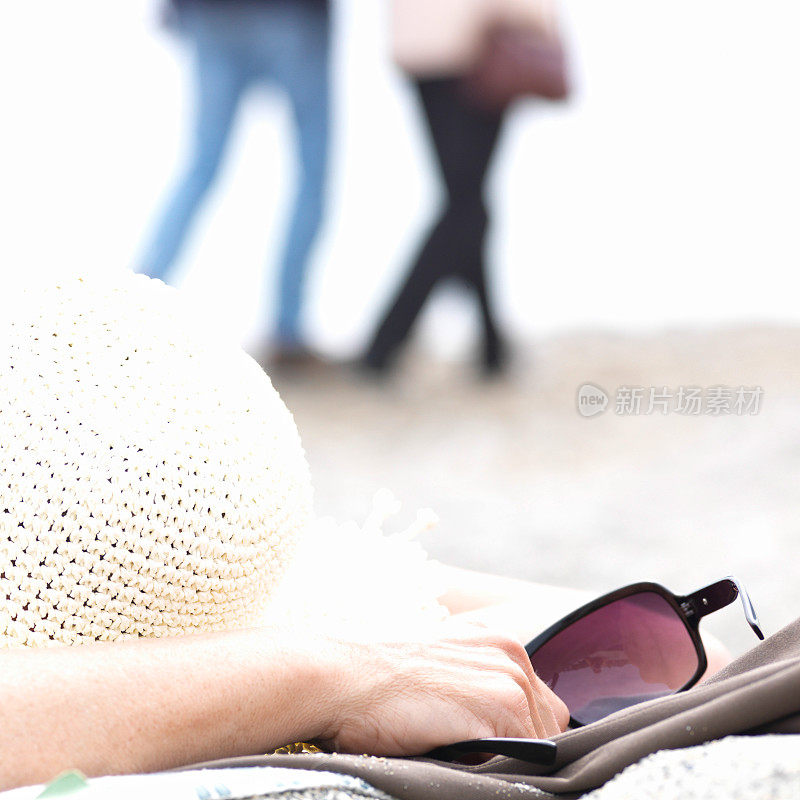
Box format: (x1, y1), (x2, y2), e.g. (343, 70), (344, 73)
(504, 661), (531, 692)
(487, 630), (517, 650)
(488, 631), (528, 663)
(504, 637), (530, 665)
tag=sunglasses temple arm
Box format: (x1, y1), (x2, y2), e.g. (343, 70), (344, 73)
(681, 577), (765, 641)
(730, 578), (765, 640)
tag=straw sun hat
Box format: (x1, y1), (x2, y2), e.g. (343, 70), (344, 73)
(0, 272), (442, 648)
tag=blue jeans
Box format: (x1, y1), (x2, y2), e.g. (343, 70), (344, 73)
(139, 0), (330, 346)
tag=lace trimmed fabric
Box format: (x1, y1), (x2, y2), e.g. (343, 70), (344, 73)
(271, 489), (447, 628)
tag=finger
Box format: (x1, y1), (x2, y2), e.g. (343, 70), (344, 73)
(531, 672), (569, 734)
(472, 634), (568, 738)
(519, 675), (561, 738)
(489, 635), (562, 735)
(511, 668), (555, 739)
(507, 646), (567, 736)
(452, 624), (569, 737)
(444, 633), (545, 740)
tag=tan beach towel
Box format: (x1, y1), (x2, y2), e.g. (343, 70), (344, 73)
(186, 616), (800, 798)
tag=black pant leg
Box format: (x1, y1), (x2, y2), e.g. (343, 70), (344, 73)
(364, 78), (505, 370)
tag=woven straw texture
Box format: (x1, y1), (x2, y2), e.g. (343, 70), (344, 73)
(0, 272), (313, 647)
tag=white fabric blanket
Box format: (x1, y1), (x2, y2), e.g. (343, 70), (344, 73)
(581, 735), (800, 800)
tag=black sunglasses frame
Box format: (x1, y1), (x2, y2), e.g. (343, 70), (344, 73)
(427, 737), (557, 766)
(429, 576), (764, 762)
(525, 575), (764, 727)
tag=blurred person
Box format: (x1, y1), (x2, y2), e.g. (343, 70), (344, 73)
(362, 0), (568, 377)
(136, 0), (331, 363)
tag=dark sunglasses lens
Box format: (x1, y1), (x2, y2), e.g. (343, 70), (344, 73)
(530, 592), (700, 724)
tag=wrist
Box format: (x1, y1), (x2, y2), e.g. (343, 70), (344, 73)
(304, 632), (360, 746)
(246, 626), (354, 748)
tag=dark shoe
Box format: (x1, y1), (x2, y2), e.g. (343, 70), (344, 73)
(260, 344), (330, 375)
(357, 345), (397, 378)
(481, 334), (508, 377)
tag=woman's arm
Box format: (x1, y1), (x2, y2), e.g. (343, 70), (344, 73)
(0, 618), (568, 791)
(0, 627), (326, 789)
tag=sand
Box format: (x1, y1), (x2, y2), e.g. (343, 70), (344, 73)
(272, 325), (800, 657)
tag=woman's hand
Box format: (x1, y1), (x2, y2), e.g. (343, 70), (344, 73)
(316, 618), (569, 755)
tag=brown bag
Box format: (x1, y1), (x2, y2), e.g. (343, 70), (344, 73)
(461, 23), (570, 110)
(184, 617), (800, 799)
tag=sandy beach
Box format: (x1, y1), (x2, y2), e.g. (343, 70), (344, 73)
(273, 324), (800, 656)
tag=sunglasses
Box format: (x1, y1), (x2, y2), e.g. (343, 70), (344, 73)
(526, 575), (763, 727)
(431, 576), (764, 764)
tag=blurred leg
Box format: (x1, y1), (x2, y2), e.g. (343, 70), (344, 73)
(138, 17), (247, 282)
(363, 79), (504, 372)
(271, 3), (331, 347)
(425, 82), (505, 372)
(362, 214), (452, 370)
